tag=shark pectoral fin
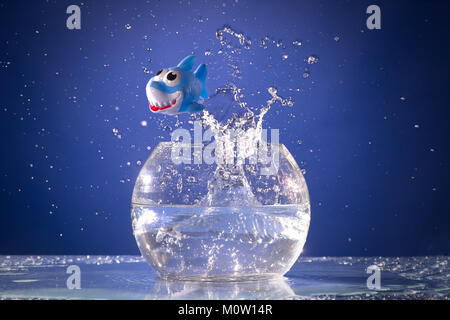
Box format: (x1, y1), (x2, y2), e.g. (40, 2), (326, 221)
(194, 64), (208, 99)
(184, 102), (205, 113)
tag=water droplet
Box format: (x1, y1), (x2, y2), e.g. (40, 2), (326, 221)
(268, 87), (277, 95)
(186, 176), (196, 183)
(306, 55), (319, 64)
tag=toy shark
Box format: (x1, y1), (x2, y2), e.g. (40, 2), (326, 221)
(146, 55), (208, 115)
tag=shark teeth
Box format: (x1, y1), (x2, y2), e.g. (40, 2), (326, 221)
(146, 87), (183, 114)
(150, 99), (176, 107)
(149, 98), (179, 112)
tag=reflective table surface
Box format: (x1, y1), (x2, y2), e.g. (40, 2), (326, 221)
(0, 256), (448, 300)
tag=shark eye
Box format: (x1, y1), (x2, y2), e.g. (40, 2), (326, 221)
(167, 72), (177, 81)
(164, 71), (181, 86)
(154, 68), (167, 80)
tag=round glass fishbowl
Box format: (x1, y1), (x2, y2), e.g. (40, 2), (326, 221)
(131, 142), (310, 281)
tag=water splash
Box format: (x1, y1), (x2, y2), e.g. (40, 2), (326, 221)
(197, 83), (294, 206)
(216, 26), (252, 49)
(179, 24), (314, 205)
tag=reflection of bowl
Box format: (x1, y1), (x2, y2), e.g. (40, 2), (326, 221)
(147, 278), (296, 299)
(131, 142), (310, 280)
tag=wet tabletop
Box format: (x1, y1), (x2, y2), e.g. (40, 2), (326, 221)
(0, 256), (448, 300)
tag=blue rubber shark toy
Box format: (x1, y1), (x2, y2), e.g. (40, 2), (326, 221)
(146, 55), (208, 115)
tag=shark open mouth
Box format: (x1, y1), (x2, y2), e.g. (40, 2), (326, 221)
(149, 99), (177, 112)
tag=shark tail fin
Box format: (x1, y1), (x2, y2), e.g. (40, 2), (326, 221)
(194, 64), (208, 99)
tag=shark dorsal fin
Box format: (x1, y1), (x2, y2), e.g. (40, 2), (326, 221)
(177, 55), (195, 71)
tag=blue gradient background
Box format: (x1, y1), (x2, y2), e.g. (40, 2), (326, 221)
(0, 0), (449, 256)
